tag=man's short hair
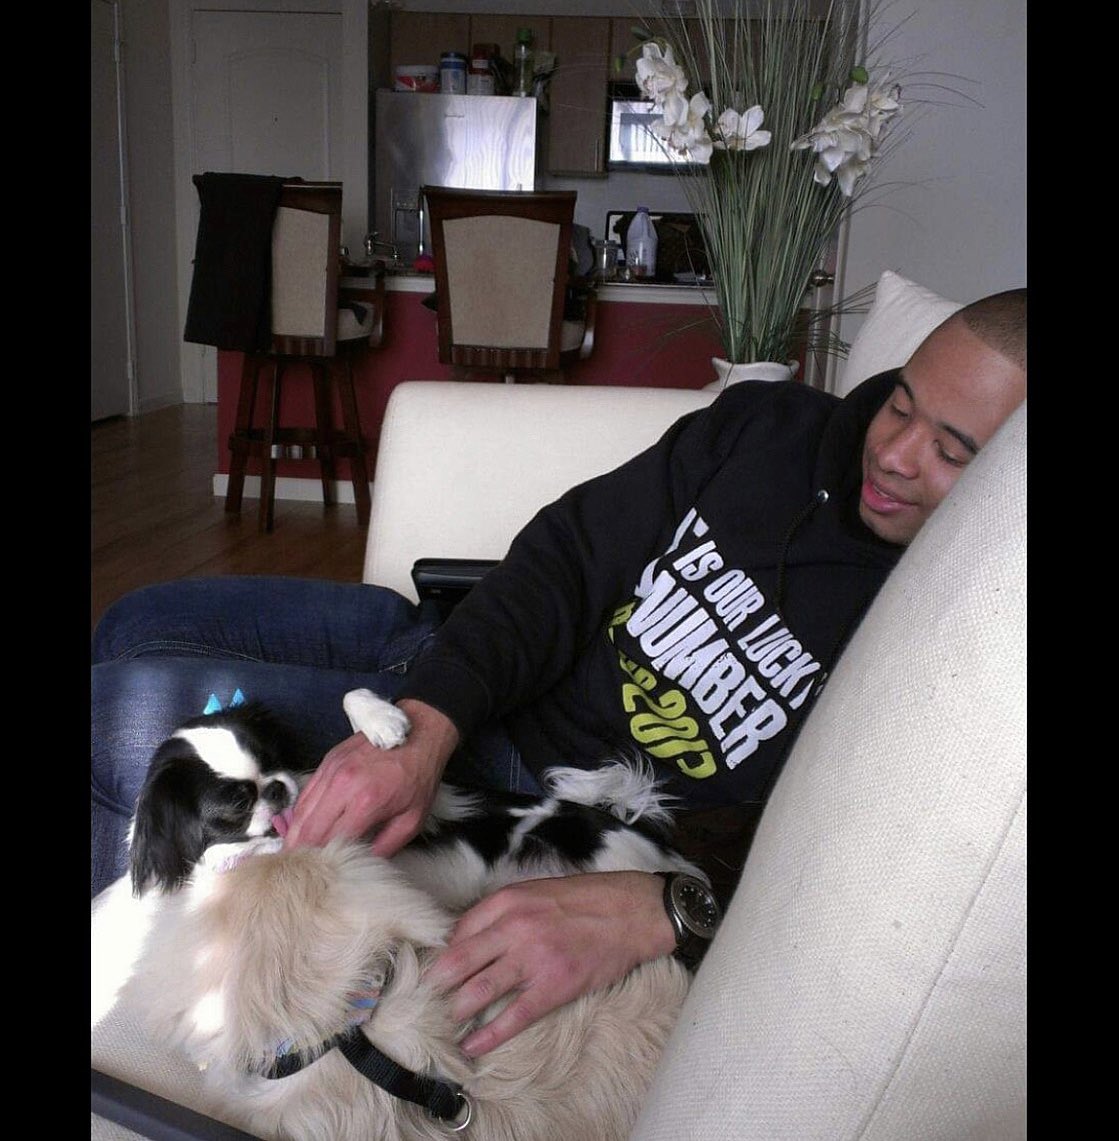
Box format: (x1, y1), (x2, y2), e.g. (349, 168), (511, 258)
(951, 288), (1027, 371)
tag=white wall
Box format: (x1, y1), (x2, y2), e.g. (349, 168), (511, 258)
(541, 169), (693, 242)
(119, 0), (183, 413)
(835, 0), (1027, 356)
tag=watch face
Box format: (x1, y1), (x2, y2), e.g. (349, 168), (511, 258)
(672, 875), (720, 938)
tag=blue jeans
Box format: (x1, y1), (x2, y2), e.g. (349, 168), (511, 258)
(90, 576), (538, 898)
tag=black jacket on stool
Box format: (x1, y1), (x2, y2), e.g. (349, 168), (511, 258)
(184, 172), (289, 352)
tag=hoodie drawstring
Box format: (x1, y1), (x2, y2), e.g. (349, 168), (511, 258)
(774, 484), (874, 710)
(774, 489), (829, 611)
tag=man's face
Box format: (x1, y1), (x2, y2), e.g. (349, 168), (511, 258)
(858, 318), (1026, 546)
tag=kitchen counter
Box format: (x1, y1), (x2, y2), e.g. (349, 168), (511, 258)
(594, 280), (716, 306)
(342, 271), (432, 294)
(214, 273), (725, 499)
(344, 271), (716, 308)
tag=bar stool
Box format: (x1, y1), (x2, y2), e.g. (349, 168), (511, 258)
(221, 182), (384, 531)
(423, 186), (594, 384)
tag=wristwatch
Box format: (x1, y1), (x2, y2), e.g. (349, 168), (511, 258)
(660, 872), (721, 970)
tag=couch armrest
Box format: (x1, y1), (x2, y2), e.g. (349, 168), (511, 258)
(92, 1069), (259, 1141)
(632, 402), (1027, 1141)
(363, 381), (714, 601)
(411, 557), (499, 620)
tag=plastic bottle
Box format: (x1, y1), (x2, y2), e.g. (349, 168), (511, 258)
(439, 52), (467, 95)
(468, 55), (495, 96)
(513, 28), (534, 97)
(626, 207), (658, 279)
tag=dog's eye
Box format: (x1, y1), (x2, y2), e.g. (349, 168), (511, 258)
(219, 783), (256, 819)
(261, 779), (291, 808)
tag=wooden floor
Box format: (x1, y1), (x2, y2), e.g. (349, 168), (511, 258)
(91, 404), (369, 633)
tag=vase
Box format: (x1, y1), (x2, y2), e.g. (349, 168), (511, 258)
(705, 358), (799, 392)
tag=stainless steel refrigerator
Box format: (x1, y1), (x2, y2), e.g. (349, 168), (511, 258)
(373, 91), (538, 264)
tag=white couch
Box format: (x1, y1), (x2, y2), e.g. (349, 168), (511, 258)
(92, 271), (1024, 1139)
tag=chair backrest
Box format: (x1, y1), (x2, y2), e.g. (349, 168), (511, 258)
(186, 175), (343, 357)
(269, 181), (343, 357)
(423, 187), (576, 374)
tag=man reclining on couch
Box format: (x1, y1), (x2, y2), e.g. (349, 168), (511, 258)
(91, 287), (1026, 1059)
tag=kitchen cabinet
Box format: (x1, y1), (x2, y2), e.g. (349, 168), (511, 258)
(383, 12), (654, 179)
(546, 17), (611, 177)
(685, 20), (715, 87)
(388, 12), (470, 75)
(609, 18), (645, 84)
(547, 14), (721, 177)
(609, 17), (720, 88)
(388, 12), (550, 86)
(469, 15), (549, 65)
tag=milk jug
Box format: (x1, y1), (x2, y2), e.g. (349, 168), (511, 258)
(626, 207), (658, 279)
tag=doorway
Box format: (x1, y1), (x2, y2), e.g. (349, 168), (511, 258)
(91, 0), (135, 422)
(175, 5), (344, 404)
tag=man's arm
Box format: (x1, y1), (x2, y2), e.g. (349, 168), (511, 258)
(396, 387), (765, 742)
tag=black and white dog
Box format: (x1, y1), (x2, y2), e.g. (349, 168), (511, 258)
(126, 687), (701, 909)
(98, 689), (704, 1141)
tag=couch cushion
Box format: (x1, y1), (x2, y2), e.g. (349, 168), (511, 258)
(631, 401), (1026, 1141)
(837, 270), (963, 396)
(363, 381), (715, 600)
(91, 878), (261, 1138)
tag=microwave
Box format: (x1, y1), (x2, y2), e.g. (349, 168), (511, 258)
(606, 84), (695, 172)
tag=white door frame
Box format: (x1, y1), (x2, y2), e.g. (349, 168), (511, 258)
(92, 0), (139, 420)
(169, 0), (368, 403)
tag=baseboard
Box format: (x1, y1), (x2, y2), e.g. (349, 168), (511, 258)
(211, 474), (366, 505)
(137, 392), (189, 416)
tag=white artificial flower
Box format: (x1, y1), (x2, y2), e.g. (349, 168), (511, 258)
(652, 91), (714, 163)
(790, 78), (902, 195)
(864, 80), (902, 138)
(713, 105), (772, 152)
(633, 40), (718, 163)
(833, 155), (870, 197)
(660, 87), (692, 129)
(635, 42), (688, 105)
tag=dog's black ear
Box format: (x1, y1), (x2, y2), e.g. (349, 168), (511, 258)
(128, 765), (209, 897)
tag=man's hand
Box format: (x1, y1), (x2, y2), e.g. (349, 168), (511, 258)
(425, 871), (677, 1056)
(282, 699), (459, 857)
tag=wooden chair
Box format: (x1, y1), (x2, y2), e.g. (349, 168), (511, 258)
(218, 180), (383, 531)
(423, 186), (592, 384)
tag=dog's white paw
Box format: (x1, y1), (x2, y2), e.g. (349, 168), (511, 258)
(343, 689), (411, 750)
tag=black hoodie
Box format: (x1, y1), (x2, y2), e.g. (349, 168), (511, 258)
(399, 372), (903, 820)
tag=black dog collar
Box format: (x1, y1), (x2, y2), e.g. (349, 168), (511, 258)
(263, 1025), (470, 1128)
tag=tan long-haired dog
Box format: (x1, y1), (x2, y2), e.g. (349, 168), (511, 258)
(121, 837), (692, 1141)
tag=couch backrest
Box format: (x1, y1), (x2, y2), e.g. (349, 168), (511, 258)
(363, 382), (714, 600)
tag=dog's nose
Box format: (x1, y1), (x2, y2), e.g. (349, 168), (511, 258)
(262, 780), (292, 809)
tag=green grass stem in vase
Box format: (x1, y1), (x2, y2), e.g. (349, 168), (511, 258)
(634, 0), (904, 367)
